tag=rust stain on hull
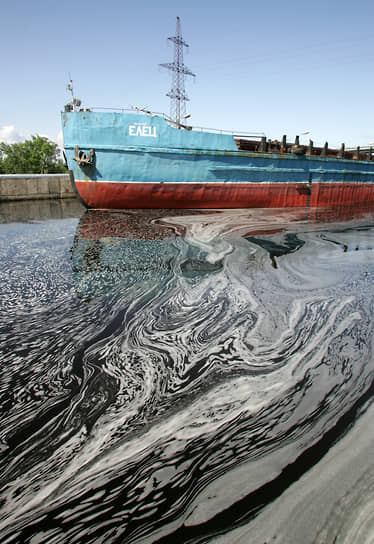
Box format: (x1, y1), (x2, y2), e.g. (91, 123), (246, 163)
(75, 181), (374, 209)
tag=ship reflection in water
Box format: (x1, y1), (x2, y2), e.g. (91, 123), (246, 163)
(1, 203), (374, 543)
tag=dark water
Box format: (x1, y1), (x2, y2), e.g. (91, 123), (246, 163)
(1, 199), (374, 543)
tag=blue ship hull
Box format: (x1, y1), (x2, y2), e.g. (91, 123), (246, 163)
(61, 110), (374, 209)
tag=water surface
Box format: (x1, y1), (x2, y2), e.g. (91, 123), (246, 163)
(1, 200), (374, 543)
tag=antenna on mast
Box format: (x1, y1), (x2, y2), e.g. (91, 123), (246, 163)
(160, 17), (195, 128)
(66, 75), (81, 112)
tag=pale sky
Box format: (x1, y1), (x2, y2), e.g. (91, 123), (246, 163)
(1, 0), (374, 148)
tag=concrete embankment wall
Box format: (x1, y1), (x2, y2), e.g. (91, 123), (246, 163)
(0, 173), (76, 201)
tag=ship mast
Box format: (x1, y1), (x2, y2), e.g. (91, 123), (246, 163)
(66, 77), (81, 112)
(160, 17), (195, 128)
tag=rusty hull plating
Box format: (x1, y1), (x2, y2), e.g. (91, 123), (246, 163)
(61, 110), (374, 209)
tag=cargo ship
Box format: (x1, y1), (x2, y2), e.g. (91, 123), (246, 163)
(61, 18), (374, 210)
(62, 107), (374, 209)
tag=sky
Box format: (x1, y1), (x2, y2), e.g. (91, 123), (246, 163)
(1, 0), (374, 148)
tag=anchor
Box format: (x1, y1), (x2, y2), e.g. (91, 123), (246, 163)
(74, 146), (96, 168)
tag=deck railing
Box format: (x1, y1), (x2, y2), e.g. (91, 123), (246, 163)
(90, 107), (265, 140)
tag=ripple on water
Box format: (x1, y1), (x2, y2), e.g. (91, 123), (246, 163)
(0, 207), (374, 543)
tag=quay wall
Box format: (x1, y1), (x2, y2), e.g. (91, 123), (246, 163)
(0, 173), (76, 201)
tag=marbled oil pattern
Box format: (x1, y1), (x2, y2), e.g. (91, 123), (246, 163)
(1, 201), (374, 544)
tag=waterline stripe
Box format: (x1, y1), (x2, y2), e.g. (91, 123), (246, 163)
(75, 179), (374, 185)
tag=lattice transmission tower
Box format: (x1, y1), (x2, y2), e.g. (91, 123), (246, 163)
(160, 17), (195, 128)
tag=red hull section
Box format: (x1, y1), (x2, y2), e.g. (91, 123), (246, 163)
(75, 180), (374, 209)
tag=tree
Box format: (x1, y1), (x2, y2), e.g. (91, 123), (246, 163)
(0, 135), (67, 174)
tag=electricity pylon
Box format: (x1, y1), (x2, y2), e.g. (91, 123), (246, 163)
(160, 17), (195, 128)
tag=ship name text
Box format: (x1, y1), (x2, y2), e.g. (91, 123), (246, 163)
(128, 124), (157, 137)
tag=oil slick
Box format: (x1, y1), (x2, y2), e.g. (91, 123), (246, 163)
(0, 206), (374, 543)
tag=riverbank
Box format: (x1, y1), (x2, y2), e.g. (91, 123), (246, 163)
(0, 173), (75, 201)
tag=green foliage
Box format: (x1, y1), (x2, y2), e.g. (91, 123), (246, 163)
(0, 135), (67, 174)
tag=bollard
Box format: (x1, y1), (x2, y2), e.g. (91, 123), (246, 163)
(338, 143), (345, 159)
(321, 142), (328, 157)
(281, 135), (287, 153)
